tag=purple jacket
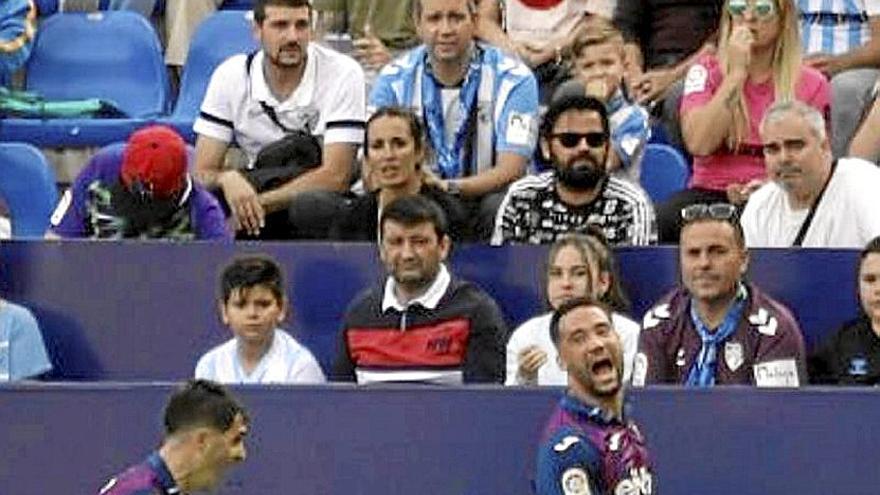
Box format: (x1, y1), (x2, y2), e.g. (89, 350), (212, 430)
(51, 143), (230, 240)
(633, 283), (807, 386)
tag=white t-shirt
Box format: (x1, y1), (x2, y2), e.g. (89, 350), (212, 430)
(195, 329), (326, 384)
(504, 311), (640, 386)
(194, 43), (366, 165)
(741, 157), (880, 248)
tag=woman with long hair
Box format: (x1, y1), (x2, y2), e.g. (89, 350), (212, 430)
(656, 0), (830, 242)
(505, 232), (640, 386)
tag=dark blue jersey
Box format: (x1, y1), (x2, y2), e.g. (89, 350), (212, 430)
(98, 452), (180, 495)
(535, 394), (655, 495)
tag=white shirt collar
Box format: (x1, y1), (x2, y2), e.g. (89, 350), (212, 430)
(251, 44), (317, 108)
(381, 264), (451, 312)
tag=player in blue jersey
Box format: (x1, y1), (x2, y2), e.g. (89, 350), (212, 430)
(535, 296), (655, 495)
(97, 380), (249, 495)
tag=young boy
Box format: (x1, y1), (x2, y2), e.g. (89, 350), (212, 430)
(554, 19), (651, 183)
(195, 255), (326, 384)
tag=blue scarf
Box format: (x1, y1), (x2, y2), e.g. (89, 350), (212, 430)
(422, 46), (482, 179)
(685, 288), (747, 387)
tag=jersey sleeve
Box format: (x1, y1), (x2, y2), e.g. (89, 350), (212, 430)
(680, 55), (722, 117)
(367, 66), (404, 115)
(290, 348), (328, 384)
(8, 304), (51, 379)
(631, 303), (674, 386)
(494, 70), (540, 158)
(535, 428), (602, 495)
(750, 305), (807, 387)
(489, 184), (522, 245)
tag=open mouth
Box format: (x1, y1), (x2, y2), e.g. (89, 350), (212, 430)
(591, 357), (615, 377)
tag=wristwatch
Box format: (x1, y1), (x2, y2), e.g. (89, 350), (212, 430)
(446, 180), (462, 197)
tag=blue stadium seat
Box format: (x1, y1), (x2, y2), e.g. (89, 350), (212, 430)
(640, 143), (690, 204)
(0, 11), (171, 147)
(0, 143), (58, 237)
(162, 10), (257, 142)
(220, 0), (254, 9)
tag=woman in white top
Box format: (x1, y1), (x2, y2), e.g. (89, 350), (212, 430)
(505, 233), (640, 386)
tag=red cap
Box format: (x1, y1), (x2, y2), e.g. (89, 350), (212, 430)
(120, 125), (187, 199)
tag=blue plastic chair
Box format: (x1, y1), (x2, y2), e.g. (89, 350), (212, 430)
(0, 143), (58, 237)
(639, 143), (691, 204)
(162, 10), (257, 142)
(220, 0), (254, 9)
(0, 11), (170, 147)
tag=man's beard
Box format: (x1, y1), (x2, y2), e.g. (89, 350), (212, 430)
(556, 158), (606, 190)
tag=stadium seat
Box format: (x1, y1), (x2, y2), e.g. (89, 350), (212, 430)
(0, 143), (58, 237)
(162, 10), (257, 142)
(640, 143), (690, 204)
(0, 11), (171, 147)
(220, 0), (254, 9)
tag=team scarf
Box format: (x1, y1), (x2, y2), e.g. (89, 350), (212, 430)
(685, 285), (748, 387)
(421, 45), (482, 179)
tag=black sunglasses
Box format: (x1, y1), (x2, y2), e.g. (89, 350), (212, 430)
(680, 203), (738, 222)
(552, 132), (607, 149)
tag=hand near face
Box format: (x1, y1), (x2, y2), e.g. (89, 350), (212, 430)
(353, 34), (392, 71)
(727, 26), (754, 80)
(631, 68), (677, 104)
(514, 40), (556, 68)
(517, 345), (549, 383)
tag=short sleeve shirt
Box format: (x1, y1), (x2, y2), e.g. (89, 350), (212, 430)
(194, 44), (366, 165)
(680, 54), (830, 191)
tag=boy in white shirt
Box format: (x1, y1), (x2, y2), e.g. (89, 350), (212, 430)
(195, 255), (326, 384)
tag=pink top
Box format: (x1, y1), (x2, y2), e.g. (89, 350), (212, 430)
(679, 54), (830, 191)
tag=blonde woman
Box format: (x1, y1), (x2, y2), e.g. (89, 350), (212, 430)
(505, 233), (640, 386)
(656, 0), (830, 242)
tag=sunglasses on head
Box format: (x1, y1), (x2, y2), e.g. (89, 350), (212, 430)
(680, 203), (739, 222)
(727, 0), (776, 19)
(552, 132), (607, 149)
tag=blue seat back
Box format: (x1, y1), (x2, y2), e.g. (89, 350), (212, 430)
(0, 143), (58, 237)
(220, 0), (254, 9)
(171, 10), (257, 123)
(640, 143), (690, 203)
(25, 11), (170, 118)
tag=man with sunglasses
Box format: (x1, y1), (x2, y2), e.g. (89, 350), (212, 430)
(632, 202), (806, 387)
(741, 100), (880, 248)
(491, 93), (655, 246)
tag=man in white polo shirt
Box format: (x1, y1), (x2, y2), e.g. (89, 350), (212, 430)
(193, 0), (366, 239)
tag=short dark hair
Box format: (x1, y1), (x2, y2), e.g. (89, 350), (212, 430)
(163, 380), (248, 436)
(541, 94), (610, 141)
(364, 106), (426, 159)
(680, 215), (746, 250)
(412, 0), (477, 20)
(254, 0), (311, 25)
(549, 295), (612, 347)
(219, 255), (286, 304)
(380, 195), (449, 240)
(858, 236), (880, 280)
